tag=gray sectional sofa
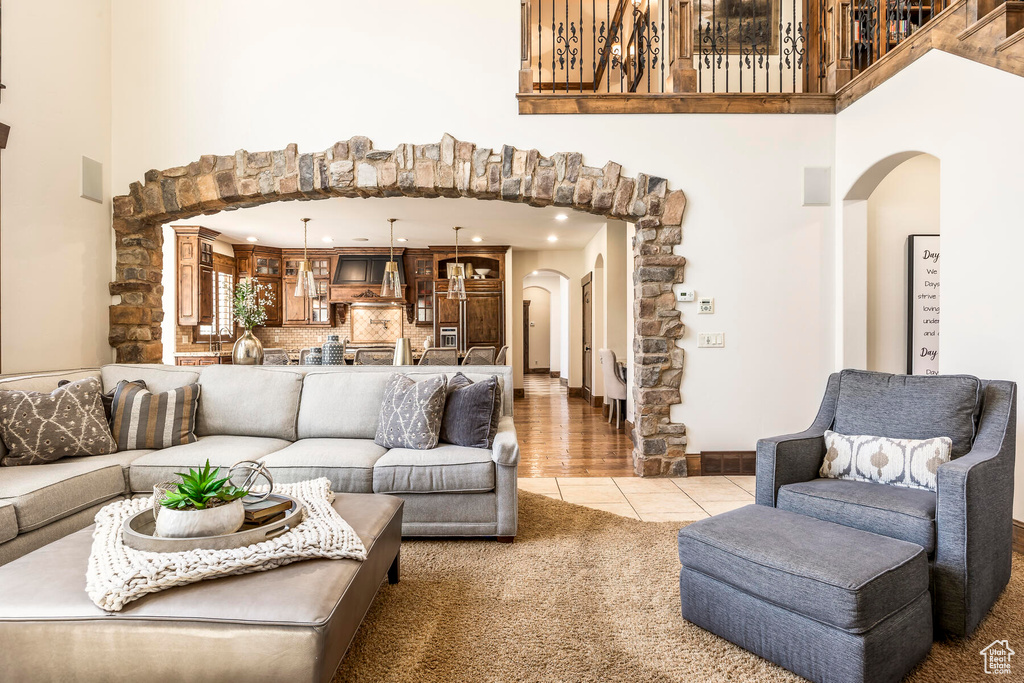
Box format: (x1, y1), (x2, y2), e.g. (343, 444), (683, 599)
(0, 363), (519, 566)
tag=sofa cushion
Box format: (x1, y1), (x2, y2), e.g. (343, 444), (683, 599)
(440, 373), (502, 449)
(0, 378), (116, 466)
(834, 369), (981, 458)
(0, 370), (101, 394)
(297, 372), (392, 440)
(101, 364), (199, 395)
(110, 381), (200, 450)
(0, 456), (130, 532)
(777, 478), (937, 554)
(196, 366), (303, 441)
(373, 444), (495, 494)
(374, 374), (447, 451)
(0, 501), (16, 544)
(677, 504), (929, 633)
(128, 435), (290, 492)
(260, 439), (388, 493)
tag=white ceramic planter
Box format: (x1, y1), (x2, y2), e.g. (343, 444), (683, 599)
(154, 499), (245, 538)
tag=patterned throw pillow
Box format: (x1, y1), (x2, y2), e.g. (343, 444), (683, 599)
(374, 374), (447, 450)
(439, 373), (502, 449)
(59, 378), (147, 425)
(820, 430), (952, 492)
(110, 381), (201, 450)
(0, 378), (116, 466)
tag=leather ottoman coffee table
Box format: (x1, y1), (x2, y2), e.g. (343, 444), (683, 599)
(0, 492), (402, 683)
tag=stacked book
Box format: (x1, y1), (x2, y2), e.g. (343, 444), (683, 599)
(241, 495), (293, 529)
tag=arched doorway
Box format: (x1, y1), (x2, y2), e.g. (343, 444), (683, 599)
(839, 151), (940, 372)
(109, 134), (689, 476)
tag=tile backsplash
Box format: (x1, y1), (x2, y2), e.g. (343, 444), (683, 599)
(252, 309), (433, 353)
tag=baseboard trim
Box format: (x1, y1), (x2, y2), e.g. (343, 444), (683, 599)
(513, 388), (525, 399)
(624, 419), (634, 442)
(1014, 519), (1024, 555)
(567, 386), (581, 398)
(527, 367), (550, 374)
(590, 394), (603, 409)
(549, 370), (559, 378)
(685, 453), (702, 476)
(699, 451), (756, 476)
(559, 377), (568, 387)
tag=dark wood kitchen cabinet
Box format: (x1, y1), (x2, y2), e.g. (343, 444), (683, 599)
(175, 226), (219, 327)
(234, 245), (283, 327)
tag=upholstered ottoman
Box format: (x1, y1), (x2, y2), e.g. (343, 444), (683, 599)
(0, 492), (402, 683)
(678, 505), (932, 683)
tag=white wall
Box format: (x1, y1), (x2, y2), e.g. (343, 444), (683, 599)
(1, 0), (113, 373)
(866, 155), (940, 374)
(523, 286), (551, 371)
(523, 272), (565, 373)
(108, 0), (836, 457)
(835, 51), (1024, 519)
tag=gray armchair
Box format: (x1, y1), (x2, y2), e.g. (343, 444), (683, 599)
(756, 369), (1016, 637)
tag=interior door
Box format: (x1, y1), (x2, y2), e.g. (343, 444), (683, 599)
(582, 273), (593, 403)
(522, 300), (531, 374)
(464, 292), (503, 352)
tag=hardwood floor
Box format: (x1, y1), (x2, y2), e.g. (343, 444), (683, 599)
(514, 374), (635, 477)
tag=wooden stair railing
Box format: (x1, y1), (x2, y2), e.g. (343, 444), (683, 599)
(517, 0), (1024, 113)
(837, 0), (1024, 110)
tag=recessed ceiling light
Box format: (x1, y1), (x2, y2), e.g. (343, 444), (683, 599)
(471, 236), (483, 243)
(352, 238), (369, 242)
(547, 235), (559, 242)
(397, 238), (408, 242)
(555, 213), (568, 221)
(321, 236), (334, 243)
(532, 270), (538, 275)
(246, 236), (258, 242)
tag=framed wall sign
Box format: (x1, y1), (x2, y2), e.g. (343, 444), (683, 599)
(906, 234), (940, 375)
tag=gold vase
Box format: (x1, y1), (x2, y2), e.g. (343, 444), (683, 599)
(232, 329), (264, 365)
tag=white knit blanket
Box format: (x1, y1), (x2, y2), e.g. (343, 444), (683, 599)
(86, 478), (367, 612)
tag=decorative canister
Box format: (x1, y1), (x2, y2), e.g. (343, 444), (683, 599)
(322, 335), (346, 365)
(305, 347), (323, 365)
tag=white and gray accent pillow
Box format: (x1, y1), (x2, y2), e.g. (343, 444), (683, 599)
(374, 374), (447, 450)
(820, 430), (952, 492)
(0, 377), (117, 466)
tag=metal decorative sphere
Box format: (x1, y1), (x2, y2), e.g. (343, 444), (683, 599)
(229, 460), (274, 502)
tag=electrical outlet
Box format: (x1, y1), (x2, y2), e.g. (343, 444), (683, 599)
(676, 287), (695, 302)
(698, 297), (714, 314)
(698, 333), (725, 348)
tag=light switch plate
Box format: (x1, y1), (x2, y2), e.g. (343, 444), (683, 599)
(698, 333), (725, 348)
(676, 287), (695, 302)
(698, 297), (714, 314)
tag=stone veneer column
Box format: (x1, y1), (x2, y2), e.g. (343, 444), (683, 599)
(109, 135), (688, 475)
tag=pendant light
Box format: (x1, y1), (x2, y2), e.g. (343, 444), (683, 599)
(295, 218), (318, 299)
(381, 218), (401, 298)
(447, 226), (467, 301)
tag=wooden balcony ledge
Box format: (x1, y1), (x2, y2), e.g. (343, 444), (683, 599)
(517, 92), (838, 115)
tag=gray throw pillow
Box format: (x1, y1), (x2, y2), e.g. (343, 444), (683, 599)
(375, 374), (447, 450)
(440, 373), (502, 449)
(0, 377), (117, 466)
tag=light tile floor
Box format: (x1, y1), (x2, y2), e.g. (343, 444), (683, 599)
(518, 475), (756, 522)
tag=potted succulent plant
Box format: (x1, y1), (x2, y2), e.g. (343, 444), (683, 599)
(155, 460), (250, 538)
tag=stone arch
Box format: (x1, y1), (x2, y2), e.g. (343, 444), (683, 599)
(109, 134), (688, 475)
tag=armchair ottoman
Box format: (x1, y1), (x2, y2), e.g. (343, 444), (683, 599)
(678, 505), (933, 683)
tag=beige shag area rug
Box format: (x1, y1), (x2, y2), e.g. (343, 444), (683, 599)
(334, 491), (1023, 683)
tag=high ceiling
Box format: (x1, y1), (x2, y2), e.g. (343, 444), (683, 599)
(166, 196), (608, 250)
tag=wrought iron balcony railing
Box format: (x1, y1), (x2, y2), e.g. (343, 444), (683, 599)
(518, 0), (950, 106)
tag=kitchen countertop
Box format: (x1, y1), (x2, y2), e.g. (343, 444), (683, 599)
(173, 350), (233, 357)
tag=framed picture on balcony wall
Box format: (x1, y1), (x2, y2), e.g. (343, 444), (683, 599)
(693, 0), (781, 54)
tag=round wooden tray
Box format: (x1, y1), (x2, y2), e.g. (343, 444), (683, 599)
(122, 496), (304, 552)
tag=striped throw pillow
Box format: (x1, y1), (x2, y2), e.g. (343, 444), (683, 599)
(110, 381), (201, 450)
